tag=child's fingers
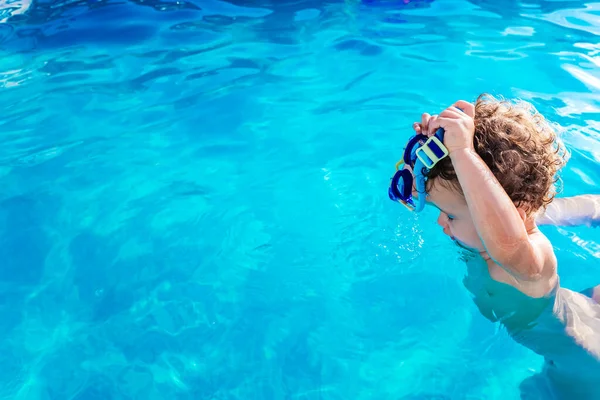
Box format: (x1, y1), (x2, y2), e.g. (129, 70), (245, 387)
(427, 115), (441, 135)
(453, 100), (475, 118)
(428, 116), (453, 134)
(421, 113), (431, 131)
(412, 122), (421, 133)
(439, 107), (463, 120)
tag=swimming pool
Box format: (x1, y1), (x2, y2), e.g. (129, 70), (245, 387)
(0, 0), (599, 398)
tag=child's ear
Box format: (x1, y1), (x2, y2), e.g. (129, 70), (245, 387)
(516, 207), (532, 226)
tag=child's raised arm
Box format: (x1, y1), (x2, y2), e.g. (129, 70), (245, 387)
(537, 195), (600, 227)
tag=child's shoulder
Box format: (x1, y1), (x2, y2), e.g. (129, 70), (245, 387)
(483, 228), (558, 298)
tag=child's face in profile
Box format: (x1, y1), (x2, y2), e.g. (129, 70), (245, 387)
(398, 134), (485, 253)
(425, 181), (485, 253)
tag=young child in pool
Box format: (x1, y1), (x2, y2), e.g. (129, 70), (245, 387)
(389, 94), (600, 398)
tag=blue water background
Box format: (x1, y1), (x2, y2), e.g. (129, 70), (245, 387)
(0, 0), (600, 398)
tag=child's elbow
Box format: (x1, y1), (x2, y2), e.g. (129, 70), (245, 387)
(517, 262), (545, 281)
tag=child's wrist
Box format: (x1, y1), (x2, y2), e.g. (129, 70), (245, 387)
(448, 147), (476, 160)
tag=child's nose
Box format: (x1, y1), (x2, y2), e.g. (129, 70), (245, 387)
(437, 213), (452, 237)
(437, 212), (448, 227)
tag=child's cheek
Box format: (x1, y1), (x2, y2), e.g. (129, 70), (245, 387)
(453, 223), (485, 252)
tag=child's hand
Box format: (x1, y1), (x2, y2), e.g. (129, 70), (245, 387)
(427, 100), (476, 154)
(412, 112), (437, 135)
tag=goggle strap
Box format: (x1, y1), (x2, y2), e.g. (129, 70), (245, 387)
(403, 134), (428, 167)
(414, 158), (427, 212)
(415, 134), (448, 169)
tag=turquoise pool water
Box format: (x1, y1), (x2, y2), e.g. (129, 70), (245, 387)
(0, 0), (599, 398)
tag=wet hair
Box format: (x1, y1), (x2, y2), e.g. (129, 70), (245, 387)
(426, 93), (569, 215)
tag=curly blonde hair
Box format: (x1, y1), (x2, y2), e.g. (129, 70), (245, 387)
(426, 93), (569, 215)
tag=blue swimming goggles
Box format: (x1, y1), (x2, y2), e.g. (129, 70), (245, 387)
(388, 127), (449, 212)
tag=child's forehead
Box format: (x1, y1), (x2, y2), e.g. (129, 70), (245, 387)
(427, 181), (466, 212)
